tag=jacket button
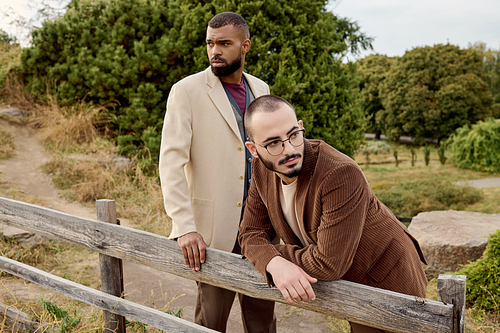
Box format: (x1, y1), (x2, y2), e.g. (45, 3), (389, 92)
(238, 146), (243, 151)
(239, 175), (244, 180)
(237, 202), (242, 207)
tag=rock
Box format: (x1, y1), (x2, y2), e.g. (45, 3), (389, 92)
(408, 210), (500, 274)
(69, 154), (131, 170)
(0, 223), (45, 247)
(0, 108), (24, 117)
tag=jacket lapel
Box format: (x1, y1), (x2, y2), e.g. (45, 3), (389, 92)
(206, 68), (242, 142)
(295, 140), (315, 244)
(243, 72), (267, 97)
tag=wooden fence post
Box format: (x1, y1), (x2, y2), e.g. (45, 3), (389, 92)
(437, 274), (467, 333)
(97, 199), (126, 333)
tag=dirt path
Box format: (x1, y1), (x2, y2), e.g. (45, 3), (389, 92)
(0, 111), (332, 332)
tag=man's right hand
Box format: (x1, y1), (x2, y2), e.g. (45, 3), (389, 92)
(266, 256), (317, 305)
(177, 232), (207, 271)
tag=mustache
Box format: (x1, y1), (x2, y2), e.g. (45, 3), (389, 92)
(211, 56), (227, 64)
(279, 153), (301, 165)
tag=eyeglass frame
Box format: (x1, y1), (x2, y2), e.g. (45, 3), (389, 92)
(253, 129), (306, 156)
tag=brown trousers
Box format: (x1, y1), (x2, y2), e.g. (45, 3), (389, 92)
(351, 322), (393, 333)
(195, 281), (276, 333)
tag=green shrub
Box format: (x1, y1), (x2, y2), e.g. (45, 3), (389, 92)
(374, 178), (483, 216)
(421, 146), (431, 166)
(448, 118), (500, 173)
(456, 229), (500, 314)
(21, 0), (372, 161)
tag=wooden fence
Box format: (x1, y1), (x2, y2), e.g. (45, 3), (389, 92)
(0, 197), (466, 333)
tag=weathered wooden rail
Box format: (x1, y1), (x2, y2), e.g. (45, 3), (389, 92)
(0, 197), (466, 333)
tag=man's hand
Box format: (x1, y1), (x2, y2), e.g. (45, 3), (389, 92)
(177, 232), (207, 271)
(266, 256), (317, 304)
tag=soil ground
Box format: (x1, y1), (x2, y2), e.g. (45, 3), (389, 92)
(0, 110), (332, 332)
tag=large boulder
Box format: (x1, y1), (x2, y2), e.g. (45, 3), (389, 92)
(408, 210), (500, 274)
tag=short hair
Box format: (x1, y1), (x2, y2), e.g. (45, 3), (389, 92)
(208, 12), (250, 39)
(245, 95), (296, 141)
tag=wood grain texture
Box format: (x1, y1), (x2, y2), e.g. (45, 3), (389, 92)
(97, 200), (125, 333)
(0, 256), (217, 333)
(438, 274), (467, 333)
(0, 197), (455, 333)
(0, 301), (55, 333)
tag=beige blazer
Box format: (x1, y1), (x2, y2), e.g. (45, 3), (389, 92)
(159, 67), (269, 252)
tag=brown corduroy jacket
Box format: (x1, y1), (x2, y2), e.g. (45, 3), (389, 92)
(239, 139), (428, 297)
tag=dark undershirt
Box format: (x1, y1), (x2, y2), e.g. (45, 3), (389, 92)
(222, 80), (247, 114)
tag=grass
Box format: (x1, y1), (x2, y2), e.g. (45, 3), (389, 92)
(354, 141), (500, 216)
(0, 127), (15, 160)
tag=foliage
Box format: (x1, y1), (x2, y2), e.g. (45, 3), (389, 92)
(410, 147), (416, 166)
(393, 150), (398, 167)
(0, 29), (17, 45)
(421, 146), (431, 166)
(457, 229), (500, 314)
(377, 44), (493, 142)
(356, 54), (394, 137)
(373, 178), (483, 217)
(438, 146), (447, 165)
(39, 298), (82, 333)
(358, 140), (391, 155)
(0, 42), (22, 88)
(21, 0), (372, 159)
(470, 42), (500, 117)
(448, 118), (500, 173)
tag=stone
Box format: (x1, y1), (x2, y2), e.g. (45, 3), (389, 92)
(408, 210), (500, 274)
(0, 223), (45, 247)
(0, 108), (24, 117)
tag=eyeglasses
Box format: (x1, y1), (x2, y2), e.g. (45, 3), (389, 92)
(255, 129), (305, 156)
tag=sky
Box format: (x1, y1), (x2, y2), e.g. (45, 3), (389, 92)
(329, 0), (500, 59)
(1, 0), (500, 59)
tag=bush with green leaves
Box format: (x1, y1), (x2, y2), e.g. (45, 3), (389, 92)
(21, 0), (372, 161)
(456, 229), (500, 314)
(448, 118), (500, 173)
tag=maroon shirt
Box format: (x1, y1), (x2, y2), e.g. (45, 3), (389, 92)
(223, 80), (247, 114)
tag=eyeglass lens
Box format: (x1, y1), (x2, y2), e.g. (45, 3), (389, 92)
(267, 131), (304, 155)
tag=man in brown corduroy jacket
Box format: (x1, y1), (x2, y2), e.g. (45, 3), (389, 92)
(239, 95), (428, 333)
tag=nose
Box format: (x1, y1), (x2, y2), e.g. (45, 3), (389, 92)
(211, 44), (222, 57)
(281, 139), (296, 155)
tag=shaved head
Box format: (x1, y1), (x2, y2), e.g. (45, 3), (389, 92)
(245, 95), (296, 141)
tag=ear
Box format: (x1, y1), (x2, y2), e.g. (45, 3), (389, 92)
(298, 120), (304, 129)
(245, 141), (259, 159)
(241, 39), (251, 55)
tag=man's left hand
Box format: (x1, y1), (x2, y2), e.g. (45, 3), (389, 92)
(266, 256), (317, 304)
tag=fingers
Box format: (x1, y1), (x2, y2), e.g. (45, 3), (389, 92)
(177, 232), (207, 271)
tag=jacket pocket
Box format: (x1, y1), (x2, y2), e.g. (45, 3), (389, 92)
(191, 197), (214, 246)
(368, 239), (404, 283)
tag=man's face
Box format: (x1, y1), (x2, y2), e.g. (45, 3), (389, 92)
(206, 25), (248, 78)
(245, 105), (305, 185)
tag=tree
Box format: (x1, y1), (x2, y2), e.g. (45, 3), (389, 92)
(470, 42), (500, 118)
(378, 44), (493, 142)
(356, 54), (394, 139)
(21, 0), (372, 160)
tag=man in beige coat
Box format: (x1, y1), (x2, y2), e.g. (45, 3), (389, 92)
(159, 12), (275, 333)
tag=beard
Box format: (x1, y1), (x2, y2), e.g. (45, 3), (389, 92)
(256, 150), (304, 180)
(210, 53), (242, 78)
